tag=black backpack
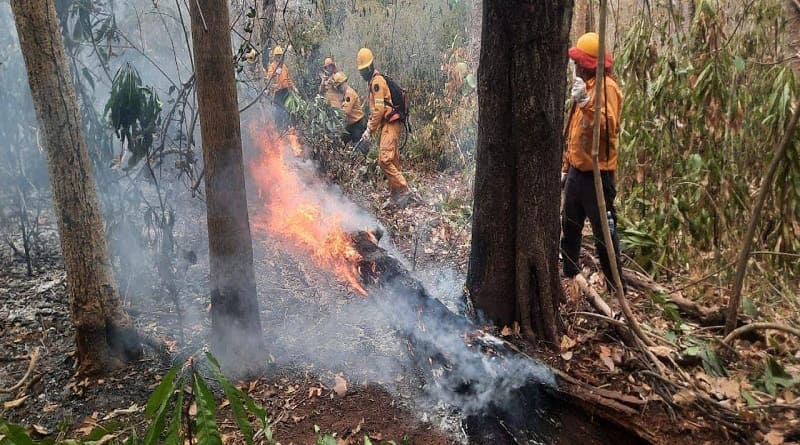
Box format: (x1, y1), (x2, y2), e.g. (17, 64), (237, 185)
(376, 74), (411, 130)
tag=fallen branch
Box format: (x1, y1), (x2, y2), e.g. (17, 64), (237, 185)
(573, 273), (613, 317)
(0, 347), (40, 394)
(622, 268), (726, 326)
(722, 322), (800, 345)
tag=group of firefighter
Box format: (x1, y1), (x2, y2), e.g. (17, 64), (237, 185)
(253, 32), (625, 292)
(251, 45), (412, 209)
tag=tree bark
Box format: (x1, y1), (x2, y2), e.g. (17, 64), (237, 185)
(188, 0), (266, 376)
(466, 0), (572, 346)
(11, 0), (142, 374)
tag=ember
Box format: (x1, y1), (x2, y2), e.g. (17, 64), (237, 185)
(249, 123), (366, 295)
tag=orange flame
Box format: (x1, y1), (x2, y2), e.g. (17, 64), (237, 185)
(249, 123), (367, 295)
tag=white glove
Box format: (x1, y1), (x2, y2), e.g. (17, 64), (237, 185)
(571, 77), (589, 108)
(361, 128), (371, 142)
(275, 67), (282, 75)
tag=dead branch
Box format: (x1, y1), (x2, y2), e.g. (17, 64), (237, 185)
(722, 322), (800, 345)
(573, 273), (613, 317)
(0, 347), (40, 394)
(623, 268), (726, 326)
(726, 101), (800, 334)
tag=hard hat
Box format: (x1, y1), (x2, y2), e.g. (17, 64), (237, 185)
(332, 72), (347, 85)
(356, 48), (374, 70)
(324, 57), (335, 67)
(272, 45), (284, 57)
(246, 49), (257, 63)
(575, 32), (599, 58)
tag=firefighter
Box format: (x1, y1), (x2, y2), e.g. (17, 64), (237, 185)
(265, 45), (296, 130)
(330, 72), (366, 143)
(356, 47), (411, 208)
(319, 57), (340, 106)
(560, 32), (625, 293)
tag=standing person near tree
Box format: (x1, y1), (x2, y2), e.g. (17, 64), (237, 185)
(266, 45), (296, 130)
(560, 32), (624, 294)
(356, 47), (412, 209)
(330, 72), (366, 143)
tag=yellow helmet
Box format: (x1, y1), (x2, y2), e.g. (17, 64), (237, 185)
(356, 48), (374, 70)
(332, 71), (347, 85)
(272, 45), (284, 57)
(575, 32), (599, 58)
(324, 57), (335, 67)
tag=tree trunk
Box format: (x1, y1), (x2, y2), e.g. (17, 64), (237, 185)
(11, 0), (142, 374)
(188, 0), (266, 376)
(466, 0), (572, 346)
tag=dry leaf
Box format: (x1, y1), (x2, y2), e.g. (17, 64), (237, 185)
(561, 351), (573, 361)
(334, 375), (348, 397)
(42, 403), (59, 413)
(598, 345), (615, 372)
(672, 389), (697, 405)
(308, 387), (322, 398)
(189, 401), (197, 417)
(648, 346), (673, 358)
(352, 418), (365, 435)
(95, 434), (117, 445)
(102, 403), (140, 420)
(3, 395), (28, 410)
(765, 430), (784, 445)
(248, 380), (258, 393)
(711, 378), (740, 401)
(500, 326), (513, 337)
(560, 335), (577, 351)
(220, 400), (230, 409)
(31, 424), (50, 435)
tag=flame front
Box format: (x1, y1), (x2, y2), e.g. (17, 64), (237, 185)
(249, 124), (367, 295)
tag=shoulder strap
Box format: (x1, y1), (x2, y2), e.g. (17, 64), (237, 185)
(603, 78), (611, 163)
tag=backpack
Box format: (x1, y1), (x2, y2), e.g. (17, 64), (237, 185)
(375, 73), (411, 131)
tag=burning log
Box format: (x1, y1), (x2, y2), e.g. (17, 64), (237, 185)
(350, 230), (655, 445)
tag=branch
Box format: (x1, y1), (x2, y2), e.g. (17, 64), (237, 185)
(725, 101), (800, 334)
(722, 322), (800, 345)
(589, 0), (654, 347)
(0, 347), (40, 394)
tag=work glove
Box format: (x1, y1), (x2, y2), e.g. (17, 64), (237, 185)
(361, 127), (371, 142)
(275, 67), (282, 75)
(571, 77), (589, 108)
(561, 172), (567, 188)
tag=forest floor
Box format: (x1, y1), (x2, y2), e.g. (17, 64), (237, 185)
(1, 141), (798, 445)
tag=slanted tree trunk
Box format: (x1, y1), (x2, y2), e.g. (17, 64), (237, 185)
(11, 0), (142, 374)
(188, 0), (266, 375)
(466, 0), (572, 346)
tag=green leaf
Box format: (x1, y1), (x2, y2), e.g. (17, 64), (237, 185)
(742, 297), (759, 318)
(0, 420), (36, 445)
(205, 353), (254, 445)
(733, 56), (745, 73)
(164, 388), (184, 445)
(193, 373), (223, 445)
(741, 389), (757, 407)
(146, 366), (179, 418)
(364, 436), (373, 445)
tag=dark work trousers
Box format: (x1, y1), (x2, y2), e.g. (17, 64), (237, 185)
(273, 88), (291, 131)
(561, 166), (623, 291)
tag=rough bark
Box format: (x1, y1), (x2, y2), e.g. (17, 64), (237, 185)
(11, 0), (142, 374)
(467, 0), (572, 346)
(188, 0), (266, 376)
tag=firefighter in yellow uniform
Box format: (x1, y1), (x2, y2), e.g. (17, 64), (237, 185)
(356, 47), (411, 208)
(330, 72), (366, 143)
(319, 57), (340, 106)
(265, 45), (296, 130)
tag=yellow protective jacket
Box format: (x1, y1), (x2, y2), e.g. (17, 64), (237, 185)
(367, 72), (392, 133)
(562, 75), (623, 173)
(266, 61), (295, 96)
(341, 85), (364, 126)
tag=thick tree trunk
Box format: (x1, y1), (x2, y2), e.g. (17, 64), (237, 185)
(467, 0), (572, 346)
(188, 0), (266, 376)
(11, 0), (142, 374)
